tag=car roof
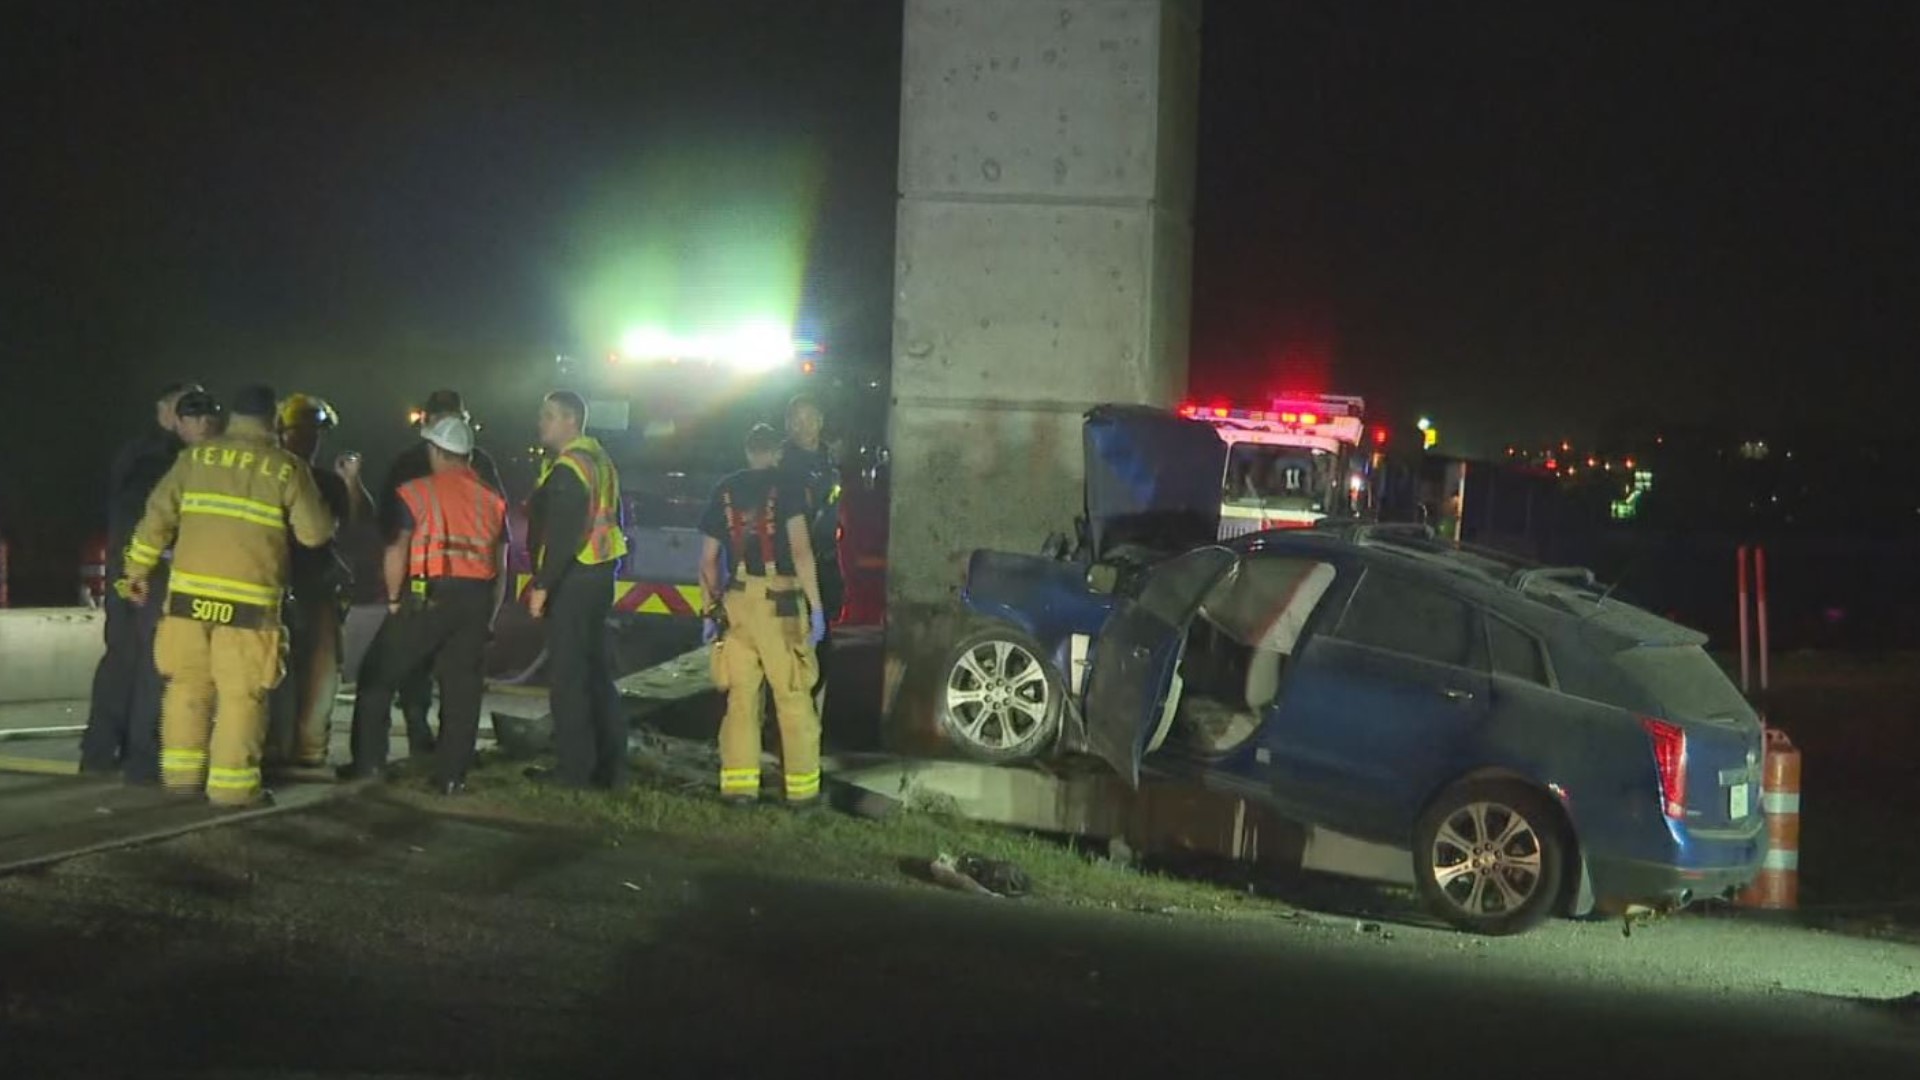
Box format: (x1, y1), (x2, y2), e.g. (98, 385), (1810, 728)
(1238, 525), (1707, 648)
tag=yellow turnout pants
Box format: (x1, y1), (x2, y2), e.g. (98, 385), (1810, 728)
(154, 614), (283, 806)
(714, 576), (820, 803)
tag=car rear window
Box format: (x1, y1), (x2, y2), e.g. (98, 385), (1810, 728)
(1613, 646), (1749, 721)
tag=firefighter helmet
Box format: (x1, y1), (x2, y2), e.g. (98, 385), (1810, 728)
(277, 393), (339, 432)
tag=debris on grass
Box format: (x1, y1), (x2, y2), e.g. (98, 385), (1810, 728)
(957, 853), (1030, 897)
(928, 853), (997, 898)
(927, 852), (1031, 898)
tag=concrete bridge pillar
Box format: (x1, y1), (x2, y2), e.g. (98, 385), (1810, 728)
(883, 0), (1200, 730)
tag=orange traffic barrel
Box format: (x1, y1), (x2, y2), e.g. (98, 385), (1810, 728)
(1737, 726), (1801, 910)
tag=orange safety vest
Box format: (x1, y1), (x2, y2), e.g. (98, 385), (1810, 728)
(538, 436), (628, 567)
(398, 467), (508, 581)
(723, 485), (781, 575)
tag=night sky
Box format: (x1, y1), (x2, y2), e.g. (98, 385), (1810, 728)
(4, 1), (1917, 539)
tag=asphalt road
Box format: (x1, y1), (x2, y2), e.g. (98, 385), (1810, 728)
(1, 793), (1915, 1078)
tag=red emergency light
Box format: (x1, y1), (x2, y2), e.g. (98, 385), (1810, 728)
(1178, 399), (1360, 438)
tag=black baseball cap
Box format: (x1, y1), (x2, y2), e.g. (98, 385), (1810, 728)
(174, 390), (222, 419)
(423, 389), (468, 418)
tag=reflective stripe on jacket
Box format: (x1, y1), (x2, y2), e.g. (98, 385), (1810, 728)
(124, 417), (333, 611)
(537, 435), (628, 567)
(398, 467), (508, 581)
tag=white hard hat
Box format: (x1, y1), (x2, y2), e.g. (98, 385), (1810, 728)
(421, 416), (474, 455)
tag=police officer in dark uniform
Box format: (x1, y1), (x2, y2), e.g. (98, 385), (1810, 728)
(524, 391), (629, 790)
(375, 390), (504, 759)
(778, 394), (842, 708)
(81, 382), (204, 782)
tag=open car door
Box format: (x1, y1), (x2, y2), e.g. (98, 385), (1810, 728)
(1084, 546), (1239, 785)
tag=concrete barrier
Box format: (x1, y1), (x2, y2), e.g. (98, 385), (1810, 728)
(0, 608), (105, 704)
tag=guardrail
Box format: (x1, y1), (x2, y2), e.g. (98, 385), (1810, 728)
(0, 608), (105, 704)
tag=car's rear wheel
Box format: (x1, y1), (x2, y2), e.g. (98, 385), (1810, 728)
(1414, 781), (1567, 936)
(935, 624), (1063, 763)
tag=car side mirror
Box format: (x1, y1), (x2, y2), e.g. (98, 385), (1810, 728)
(1086, 563), (1119, 595)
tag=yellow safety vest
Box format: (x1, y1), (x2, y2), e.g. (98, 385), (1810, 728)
(537, 435), (628, 567)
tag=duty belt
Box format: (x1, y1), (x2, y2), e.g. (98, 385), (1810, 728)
(408, 576), (492, 600)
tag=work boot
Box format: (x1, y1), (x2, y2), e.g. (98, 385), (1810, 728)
(335, 763), (382, 783)
(434, 778), (467, 797)
(784, 796), (824, 816)
(721, 794), (757, 811)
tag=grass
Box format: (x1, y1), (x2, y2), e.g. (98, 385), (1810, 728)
(432, 756), (1288, 919)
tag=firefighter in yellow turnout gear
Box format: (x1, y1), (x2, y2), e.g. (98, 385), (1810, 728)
(123, 385), (334, 807)
(698, 424), (829, 809)
(266, 392), (369, 773)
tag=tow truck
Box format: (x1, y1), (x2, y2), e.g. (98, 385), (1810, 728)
(1175, 394), (1375, 538)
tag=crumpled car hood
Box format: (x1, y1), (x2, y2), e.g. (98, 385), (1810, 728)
(1083, 404), (1227, 559)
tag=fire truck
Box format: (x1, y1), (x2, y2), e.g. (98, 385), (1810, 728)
(504, 336), (890, 642)
(1175, 394), (1374, 538)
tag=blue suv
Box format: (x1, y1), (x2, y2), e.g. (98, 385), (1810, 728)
(941, 406), (1766, 934)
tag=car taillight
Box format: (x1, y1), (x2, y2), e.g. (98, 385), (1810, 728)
(1641, 717), (1688, 819)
